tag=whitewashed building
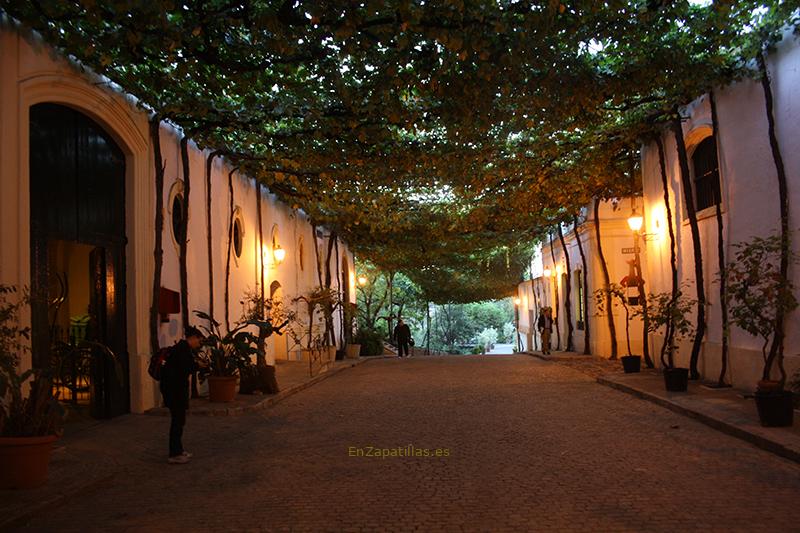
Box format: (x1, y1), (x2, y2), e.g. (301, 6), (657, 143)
(639, 31), (800, 390)
(517, 198), (648, 360)
(0, 24), (356, 415)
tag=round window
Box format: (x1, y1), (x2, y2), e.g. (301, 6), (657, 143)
(233, 218), (243, 258)
(171, 194), (185, 244)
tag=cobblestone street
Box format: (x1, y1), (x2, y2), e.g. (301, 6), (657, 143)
(16, 355), (800, 532)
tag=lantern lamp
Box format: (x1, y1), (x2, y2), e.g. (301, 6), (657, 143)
(273, 245), (286, 263)
(627, 208), (644, 233)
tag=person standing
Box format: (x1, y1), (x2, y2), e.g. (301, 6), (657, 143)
(161, 326), (205, 464)
(393, 318), (412, 358)
(537, 307), (554, 355)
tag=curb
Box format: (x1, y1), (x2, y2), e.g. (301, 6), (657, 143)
(147, 356), (390, 417)
(0, 356), (392, 530)
(596, 375), (800, 465)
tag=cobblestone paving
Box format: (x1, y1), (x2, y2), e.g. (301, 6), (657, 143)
(534, 351), (625, 379)
(17, 355), (800, 532)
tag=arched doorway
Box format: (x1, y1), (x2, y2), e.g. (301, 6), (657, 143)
(270, 280), (288, 360)
(29, 103), (129, 419)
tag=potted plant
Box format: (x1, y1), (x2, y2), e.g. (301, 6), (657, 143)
(725, 234), (797, 427)
(238, 290), (293, 394)
(353, 328), (383, 356)
(639, 290), (696, 392)
(344, 302), (361, 359)
(594, 284), (641, 373)
(194, 311), (261, 403)
(0, 285), (64, 489)
(292, 286), (339, 361)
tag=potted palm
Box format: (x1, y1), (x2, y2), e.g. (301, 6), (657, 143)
(0, 285), (64, 489)
(194, 311), (262, 403)
(640, 290), (696, 392)
(725, 235), (797, 427)
(594, 284), (640, 373)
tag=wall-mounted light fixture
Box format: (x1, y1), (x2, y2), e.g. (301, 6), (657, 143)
(273, 245), (286, 264)
(357, 275), (368, 286)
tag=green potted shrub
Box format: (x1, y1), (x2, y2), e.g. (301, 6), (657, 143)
(639, 290), (696, 391)
(0, 285), (64, 489)
(354, 328), (384, 356)
(344, 303), (361, 359)
(725, 235), (797, 427)
(194, 311), (262, 403)
(594, 284), (641, 373)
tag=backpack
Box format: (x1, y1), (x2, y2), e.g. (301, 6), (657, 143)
(148, 346), (173, 381)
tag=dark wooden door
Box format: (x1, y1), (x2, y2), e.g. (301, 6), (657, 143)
(29, 103), (129, 418)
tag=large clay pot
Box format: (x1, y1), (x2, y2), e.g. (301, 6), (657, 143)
(346, 344), (361, 359)
(0, 434), (58, 489)
(207, 376), (238, 403)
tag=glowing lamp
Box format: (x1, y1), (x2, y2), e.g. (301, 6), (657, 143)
(357, 275), (368, 286)
(543, 268), (552, 278)
(514, 297), (521, 306)
(273, 245), (286, 263)
(627, 209), (644, 233)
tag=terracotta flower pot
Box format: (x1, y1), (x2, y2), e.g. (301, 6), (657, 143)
(0, 434), (58, 489)
(346, 344), (361, 359)
(207, 376), (238, 403)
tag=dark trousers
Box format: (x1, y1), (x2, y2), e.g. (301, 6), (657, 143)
(398, 341), (410, 357)
(169, 406), (186, 457)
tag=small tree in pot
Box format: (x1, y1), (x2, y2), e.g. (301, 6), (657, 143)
(638, 289), (696, 391)
(238, 290), (293, 395)
(725, 234), (797, 426)
(0, 285), (64, 489)
(193, 311), (263, 403)
(594, 283), (640, 373)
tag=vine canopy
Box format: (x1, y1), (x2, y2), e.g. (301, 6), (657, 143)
(2, 1), (797, 303)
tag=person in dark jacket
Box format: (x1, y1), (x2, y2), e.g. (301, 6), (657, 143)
(161, 326), (204, 464)
(393, 319), (412, 358)
(537, 307), (554, 355)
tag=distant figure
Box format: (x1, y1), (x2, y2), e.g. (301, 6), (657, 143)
(537, 307), (554, 355)
(161, 326), (205, 464)
(393, 319), (412, 358)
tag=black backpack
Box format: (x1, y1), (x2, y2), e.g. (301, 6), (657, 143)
(148, 346), (173, 381)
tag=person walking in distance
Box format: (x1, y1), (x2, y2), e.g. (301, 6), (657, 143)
(537, 307), (554, 355)
(393, 318), (412, 358)
(161, 326), (205, 464)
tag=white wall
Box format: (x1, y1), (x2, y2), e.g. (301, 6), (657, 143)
(518, 198), (647, 359)
(640, 32), (800, 390)
(0, 25), (356, 413)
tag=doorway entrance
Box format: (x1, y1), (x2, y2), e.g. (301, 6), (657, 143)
(29, 103), (129, 419)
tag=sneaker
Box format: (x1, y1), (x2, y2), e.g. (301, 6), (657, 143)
(168, 454), (190, 464)
(181, 451), (193, 459)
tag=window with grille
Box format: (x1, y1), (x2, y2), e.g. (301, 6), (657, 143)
(691, 137), (721, 211)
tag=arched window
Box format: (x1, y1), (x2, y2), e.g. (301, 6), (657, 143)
(231, 207), (244, 259)
(691, 136), (721, 211)
(298, 236), (305, 271)
(168, 180), (186, 246)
